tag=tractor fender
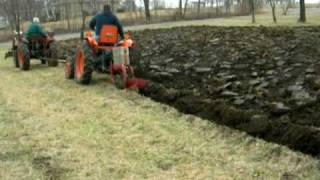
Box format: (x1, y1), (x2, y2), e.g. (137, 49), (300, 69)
(119, 39), (135, 48)
(47, 39), (56, 44)
(85, 37), (98, 53)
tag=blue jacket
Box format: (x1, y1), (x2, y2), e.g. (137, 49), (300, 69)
(89, 11), (124, 39)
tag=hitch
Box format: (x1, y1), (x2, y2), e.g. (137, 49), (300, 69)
(4, 50), (13, 59)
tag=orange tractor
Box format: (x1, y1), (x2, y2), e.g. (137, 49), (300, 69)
(64, 25), (146, 89)
(12, 32), (58, 70)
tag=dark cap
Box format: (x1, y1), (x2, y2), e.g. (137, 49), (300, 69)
(103, 4), (111, 12)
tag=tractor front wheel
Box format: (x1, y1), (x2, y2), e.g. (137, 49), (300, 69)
(65, 57), (75, 79)
(74, 42), (94, 84)
(17, 43), (30, 71)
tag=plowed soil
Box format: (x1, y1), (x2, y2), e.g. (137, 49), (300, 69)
(60, 26), (320, 156)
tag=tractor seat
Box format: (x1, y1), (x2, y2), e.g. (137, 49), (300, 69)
(27, 35), (47, 43)
(98, 25), (118, 47)
(27, 35), (47, 50)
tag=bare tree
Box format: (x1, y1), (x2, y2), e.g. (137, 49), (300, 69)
(91, 0), (98, 12)
(0, 0), (21, 34)
(151, 0), (165, 16)
(65, 2), (71, 30)
(179, 0), (183, 17)
(280, 0), (290, 15)
(250, 0), (255, 23)
(123, 0), (138, 18)
(216, 0), (219, 15)
(79, 0), (89, 39)
(267, 0), (277, 23)
(235, 0), (250, 15)
(183, 0), (189, 17)
(225, 0), (231, 15)
(110, 0), (115, 12)
(299, 0), (306, 22)
(197, 0), (201, 16)
(143, 0), (151, 21)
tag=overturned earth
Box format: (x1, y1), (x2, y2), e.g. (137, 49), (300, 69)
(59, 26), (320, 156)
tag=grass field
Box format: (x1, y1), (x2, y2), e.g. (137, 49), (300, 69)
(1, 49), (320, 179)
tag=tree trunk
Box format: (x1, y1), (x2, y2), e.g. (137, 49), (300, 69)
(183, 0), (189, 17)
(299, 0), (306, 22)
(93, 0), (97, 12)
(250, 0), (256, 23)
(225, 0), (231, 15)
(79, 0), (85, 40)
(11, 0), (20, 36)
(143, 0), (151, 21)
(197, 0), (201, 16)
(216, 0), (219, 15)
(65, 3), (71, 31)
(179, 0), (183, 17)
(272, 6), (277, 23)
(111, 0), (115, 12)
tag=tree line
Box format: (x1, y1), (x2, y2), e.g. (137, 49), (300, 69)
(0, 0), (310, 35)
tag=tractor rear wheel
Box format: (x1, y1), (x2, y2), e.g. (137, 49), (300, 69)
(17, 43), (30, 71)
(47, 42), (59, 67)
(65, 56), (75, 79)
(12, 49), (19, 68)
(74, 42), (94, 85)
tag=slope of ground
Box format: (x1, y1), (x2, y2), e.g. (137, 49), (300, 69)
(1, 50), (320, 179)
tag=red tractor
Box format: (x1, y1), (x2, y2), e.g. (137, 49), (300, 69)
(64, 25), (146, 90)
(12, 32), (59, 70)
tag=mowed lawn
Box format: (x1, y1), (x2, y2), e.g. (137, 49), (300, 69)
(0, 49), (320, 180)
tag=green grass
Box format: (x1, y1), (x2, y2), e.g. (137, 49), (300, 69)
(0, 50), (320, 179)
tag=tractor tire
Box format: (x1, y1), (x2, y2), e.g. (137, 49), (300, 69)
(17, 43), (30, 71)
(12, 49), (19, 68)
(74, 42), (94, 85)
(47, 42), (59, 67)
(65, 57), (75, 79)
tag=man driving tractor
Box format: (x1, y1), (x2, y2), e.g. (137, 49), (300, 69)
(64, 3), (146, 89)
(11, 16), (58, 71)
(89, 4), (124, 40)
(25, 17), (46, 39)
